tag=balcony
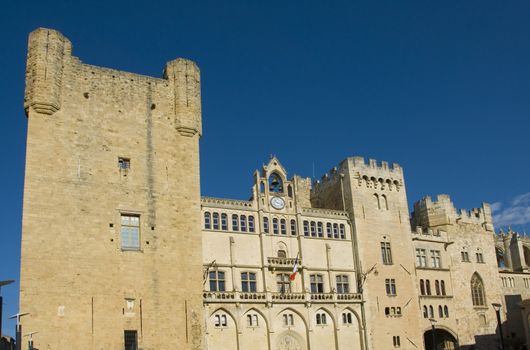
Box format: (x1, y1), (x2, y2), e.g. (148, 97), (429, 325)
(203, 291), (362, 304)
(267, 257), (302, 271)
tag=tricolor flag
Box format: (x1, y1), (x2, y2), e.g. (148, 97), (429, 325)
(289, 254), (299, 281)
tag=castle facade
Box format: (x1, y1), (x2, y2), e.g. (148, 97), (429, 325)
(18, 28), (530, 350)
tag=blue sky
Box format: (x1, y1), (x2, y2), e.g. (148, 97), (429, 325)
(1, 0), (530, 337)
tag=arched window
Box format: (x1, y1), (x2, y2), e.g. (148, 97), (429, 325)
(248, 216), (255, 232)
(278, 249), (287, 258)
(303, 221), (309, 236)
(260, 182), (265, 193)
(280, 219), (287, 235)
(240, 215), (247, 232)
(204, 212), (211, 229)
(263, 217), (269, 233)
(326, 223), (332, 238)
(221, 213), (228, 230)
(288, 185), (293, 198)
(310, 221), (316, 237)
(213, 213), (220, 230)
(232, 214), (239, 231)
(444, 305), (449, 317)
(374, 193), (380, 209)
(339, 224), (346, 239)
(435, 280), (440, 296)
(423, 306), (428, 318)
(381, 194), (388, 210)
(429, 305), (434, 318)
(440, 280), (446, 296)
(438, 305), (443, 318)
(420, 279), (425, 295)
(333, 223), (339, 239)
(426, 280), (431, 295)
(273, 218), (279, 234)
(471, 273), (486, 306)
(269, 173), (283, 193)
(290, 219), (297, 235)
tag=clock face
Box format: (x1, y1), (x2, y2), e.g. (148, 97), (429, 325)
(271, 196), (285, 209)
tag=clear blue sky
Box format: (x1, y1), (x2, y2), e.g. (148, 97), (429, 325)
(1, 0), (529, 337)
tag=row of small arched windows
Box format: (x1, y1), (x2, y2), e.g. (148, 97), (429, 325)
(419, 279), (446, 296)
(303, 221), (346, 240)
(423, 305), (449, 319)
(204, 212), (255, 233)
(212, 309), (356, 328)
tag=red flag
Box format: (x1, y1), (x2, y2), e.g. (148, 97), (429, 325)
(289, 254), (299, 281)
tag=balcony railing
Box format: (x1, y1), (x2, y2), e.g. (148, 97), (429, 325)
(203, 291), (362, 304)
(267, 257), (301, 270)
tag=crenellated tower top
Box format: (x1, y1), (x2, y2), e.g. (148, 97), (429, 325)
(411, 194), (494, 232)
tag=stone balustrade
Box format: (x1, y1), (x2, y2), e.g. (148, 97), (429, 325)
(203, 291), (362, 304)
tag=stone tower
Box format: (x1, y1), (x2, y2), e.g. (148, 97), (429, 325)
(20, 28), (203, 349)
(312, 157), (423, 350)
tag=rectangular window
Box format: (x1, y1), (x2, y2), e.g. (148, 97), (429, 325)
(124, 330), (138, 350)
(430, 250), (441, 268)
(241, 272), (257, 292)
(476, 253), (484, 263)
(461, 251), (470, 262)
(336, 275), (350, 294)
(121, 215), (140, 250)
(310, 274), (324, 293)
(416, 249), (427, 267)
(277, 274), (291, 293)
(381, 242), (393, 265)
(385, 278), (396, 296)
(209, 271), (226, 292)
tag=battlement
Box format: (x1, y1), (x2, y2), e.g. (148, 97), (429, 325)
(411, 194), (493, 232)
(24, 28), (202, 137)
(348, 156), (402, 174)
(313, 156), (403, 187)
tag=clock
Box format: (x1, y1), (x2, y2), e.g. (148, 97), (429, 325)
(270, 196), (285, 209)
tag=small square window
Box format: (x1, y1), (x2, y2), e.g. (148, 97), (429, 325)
(119, 157), (131, 170)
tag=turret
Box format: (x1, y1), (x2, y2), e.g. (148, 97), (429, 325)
(163, 58), (202, 137)
(24, 28), (72, 116)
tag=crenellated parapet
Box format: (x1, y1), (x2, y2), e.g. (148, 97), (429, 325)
(411, 194), (494, 232)
(24, 28), (202, 138)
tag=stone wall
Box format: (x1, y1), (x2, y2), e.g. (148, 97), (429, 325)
(20, 28), (203, 350)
